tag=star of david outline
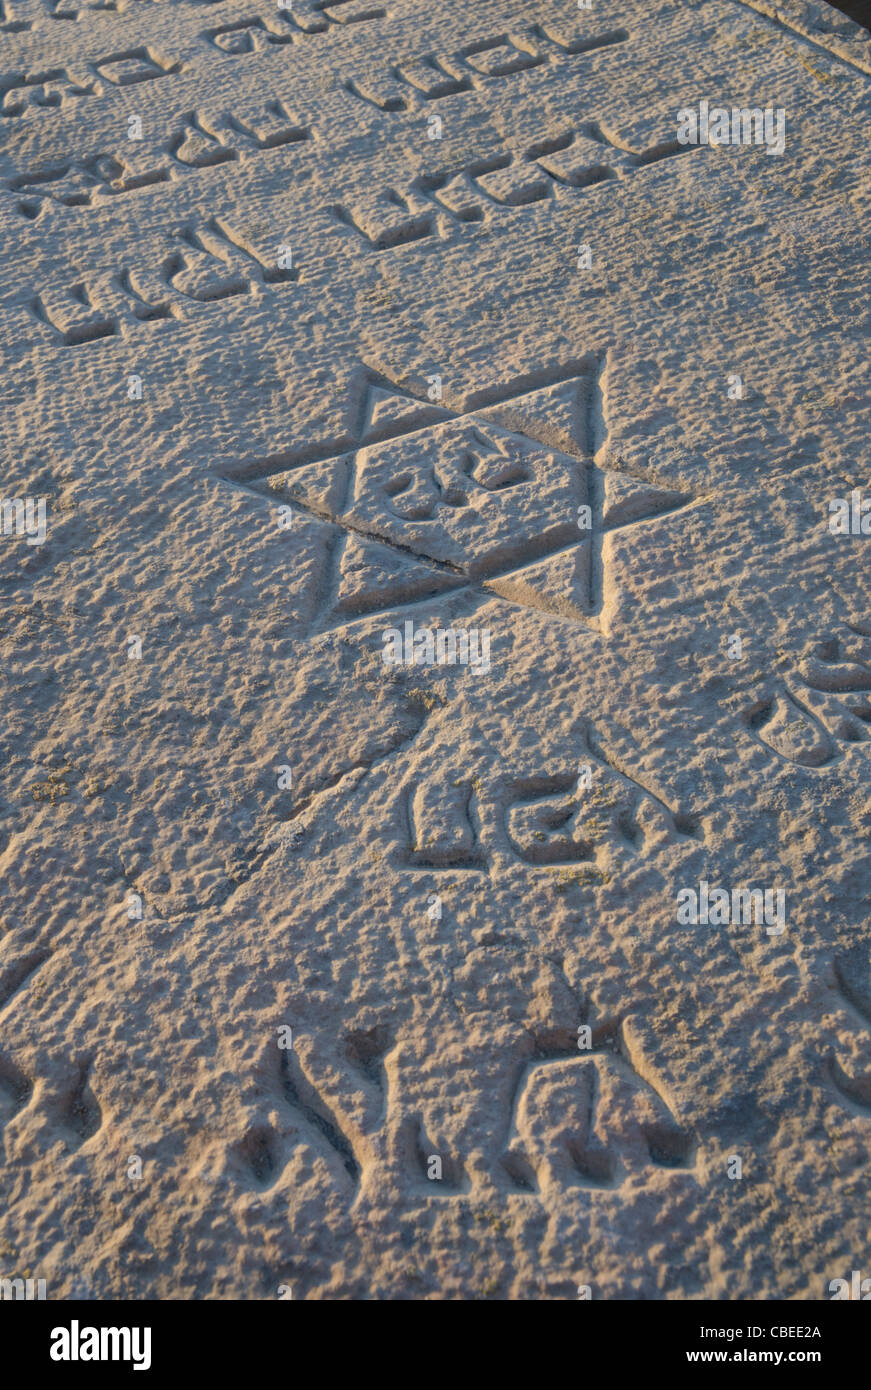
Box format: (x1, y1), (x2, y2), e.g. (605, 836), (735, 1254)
(227, 354), (702, 637)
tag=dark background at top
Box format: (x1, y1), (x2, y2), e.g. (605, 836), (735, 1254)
(823, 1), (870, 28)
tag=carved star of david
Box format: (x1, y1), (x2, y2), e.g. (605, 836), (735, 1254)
(233, 358), (699, 636)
